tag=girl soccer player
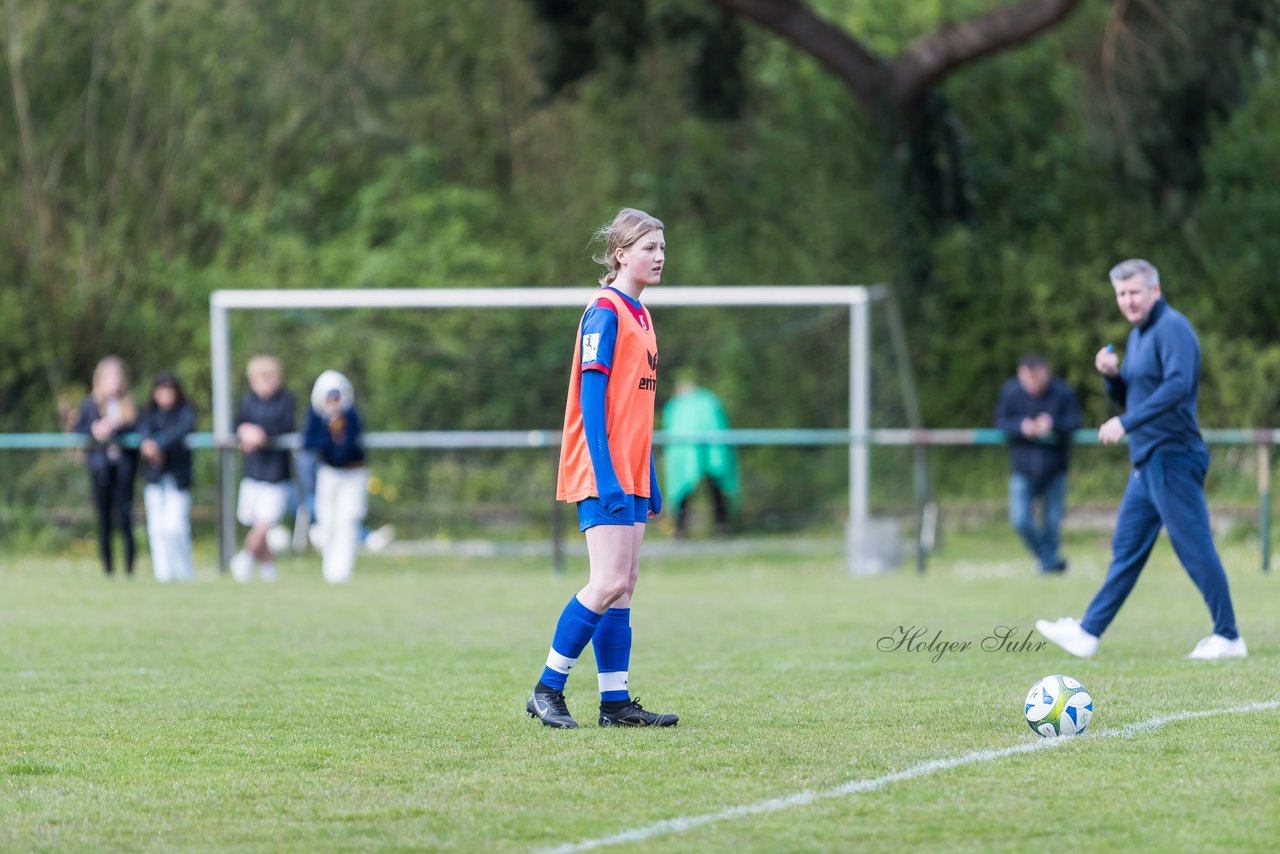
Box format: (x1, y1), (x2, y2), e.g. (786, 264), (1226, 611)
(526, 208), (679, 729)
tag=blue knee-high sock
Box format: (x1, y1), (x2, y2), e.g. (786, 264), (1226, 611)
(592, 607), (632, 703)
(538, 596), (604, 692)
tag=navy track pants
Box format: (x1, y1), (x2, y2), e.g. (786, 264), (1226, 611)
(1080, 447), (1239, 640)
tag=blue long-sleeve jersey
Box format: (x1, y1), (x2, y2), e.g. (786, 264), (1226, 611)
(1105, 299), (1204, 466)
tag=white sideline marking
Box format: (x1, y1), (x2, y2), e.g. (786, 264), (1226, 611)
(540, 700), (1280, 853)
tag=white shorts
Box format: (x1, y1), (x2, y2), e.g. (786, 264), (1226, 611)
(237, 478), (291, 527)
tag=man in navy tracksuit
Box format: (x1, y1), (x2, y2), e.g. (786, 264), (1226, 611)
(1037, 259), (1246, 660)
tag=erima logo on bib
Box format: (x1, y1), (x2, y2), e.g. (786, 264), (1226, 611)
(582, 333), (601, 364)
(638, 349), (658, 390)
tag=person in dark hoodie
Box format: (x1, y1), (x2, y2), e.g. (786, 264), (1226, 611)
(73, 356), (139, 577)
(994, 354), (1081, 574)
(138, 372), (197, 582)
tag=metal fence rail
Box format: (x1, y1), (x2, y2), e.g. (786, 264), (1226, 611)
(3, 428), (1276, 572)
(5, 427), (1278, 450)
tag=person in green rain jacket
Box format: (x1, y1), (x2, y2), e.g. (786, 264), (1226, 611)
(662, 376), (739, 538)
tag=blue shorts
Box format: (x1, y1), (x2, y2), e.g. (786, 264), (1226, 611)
(576, 494), (651, 531)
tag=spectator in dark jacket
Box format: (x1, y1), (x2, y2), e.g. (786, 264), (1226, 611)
(73, 356), (139, 577)
(138, 372), (197, 582)
(229, 355), (296, 583)
(994, 354), (1081, 573)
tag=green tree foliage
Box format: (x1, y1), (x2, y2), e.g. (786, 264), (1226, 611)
(1085, 0), (1280, 215)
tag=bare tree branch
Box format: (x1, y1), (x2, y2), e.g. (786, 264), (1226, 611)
(1132, 0), (1191, 50)
(1102, 0), (1133, 145)
(4, 0), (68, 394)
(711, 0), (1083, 120)
(709, 0), (889, 112)
(891, 0), (1081, 111)
(5, 0), (53, 249)
(104, 37), (150, 223)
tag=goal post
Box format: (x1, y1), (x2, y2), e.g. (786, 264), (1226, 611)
(209, 285), (903, 575)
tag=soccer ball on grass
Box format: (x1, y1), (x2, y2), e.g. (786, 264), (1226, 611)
(1024, 675), (1093, 737)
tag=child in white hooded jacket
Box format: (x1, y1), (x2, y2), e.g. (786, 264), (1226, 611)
(303, 370), (367, 583)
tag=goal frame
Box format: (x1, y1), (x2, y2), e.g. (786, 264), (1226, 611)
(210, 286), (891, 575)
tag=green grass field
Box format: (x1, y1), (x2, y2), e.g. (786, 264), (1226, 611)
(2, 532), (1278, 852)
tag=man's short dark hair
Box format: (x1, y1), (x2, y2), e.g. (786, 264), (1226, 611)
(1018, 354), (1048, 370)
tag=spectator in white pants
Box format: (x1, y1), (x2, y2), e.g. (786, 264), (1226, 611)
(304, 370), (368, 583)
(138, 372), (197, 582)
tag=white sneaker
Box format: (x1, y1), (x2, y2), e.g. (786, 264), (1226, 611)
(1187, 634), (1247, 660)
(259, 563), (278, 584)
(1035, 617), (1100, 658)
(364, 524), (396, 553)
(229, 551), (253, 584)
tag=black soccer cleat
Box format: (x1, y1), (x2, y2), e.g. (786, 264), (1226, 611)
(598, 698), (679, 728)
(527, 684), (578, 729)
